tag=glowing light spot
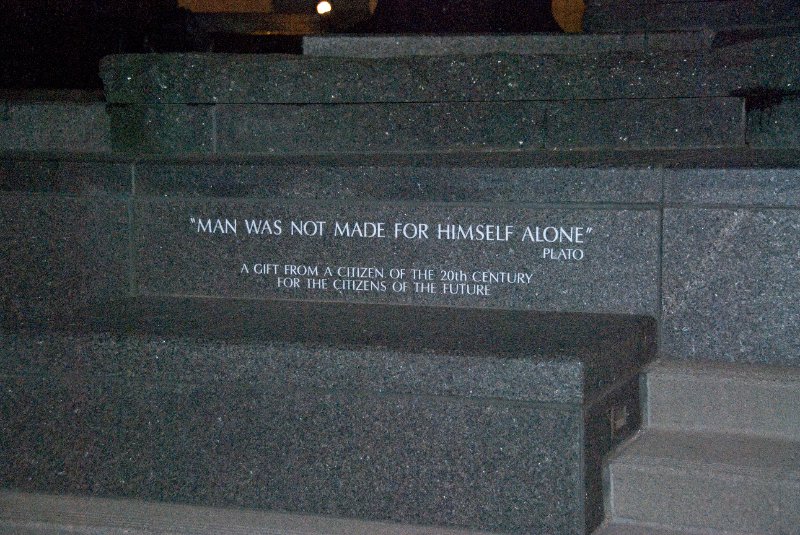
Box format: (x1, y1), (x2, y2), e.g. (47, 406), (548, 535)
(317, 1), (332, 14)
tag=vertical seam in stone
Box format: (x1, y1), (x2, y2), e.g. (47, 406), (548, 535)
(739, 97), (748, 147)
(128, 163), (137, 297)
(211, 104), (219, 154)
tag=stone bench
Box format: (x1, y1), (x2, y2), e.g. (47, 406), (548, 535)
(1, 299), (656, 534)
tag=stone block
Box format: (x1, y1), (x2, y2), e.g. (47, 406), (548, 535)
(302, 32), (713, 58)
(0, 194), (130, 329)
(607, 430), (800, 534)
(544, 98), (744, 149)
(748, 95), (800, 148)
(663, 167), (800, 207)
(0, 158), (131, 195)
(662, 208), (800, 366)
(215, 102), (547, 154)
(133, 198), (660, 316)
(108, 104), (215, 154)
(0, 306), (656, 534)
(118, 98), (746, 155)
(0, 102), (109, 153)
(645, 360), (800, 440)
(99, 37), (799, 104)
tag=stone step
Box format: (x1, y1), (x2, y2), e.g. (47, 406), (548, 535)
(0, 307), (656, 535)
(585, 0), (800, 33)
(592, 521), (758, 535)
(0, 491), (490, 535)
(108, 97), (745, 154)
(4, 94), (797, 156)
(100, 36), (798, 104)
(644, 360), (800, 440)
(606, 429), (800, 534)
(0, 92), (110, 153)
(302, 32), (715, 58)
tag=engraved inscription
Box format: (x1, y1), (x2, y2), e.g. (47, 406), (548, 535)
(188, 216), (595, 297)
(136, 201), (658, 314)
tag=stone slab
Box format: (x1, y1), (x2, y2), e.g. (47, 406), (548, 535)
(663, 167), (800, 207)
(543, 98), (743, 150)
(608, 430), (800, 533)
(1, 302), (655, 404)
(99, 37), (799, 104)
(0, 491), (492, 535)
(108, 104), (215, 154)
(0, 158), (131, 195)
(115, 97), (744, 154)
(585, 0), (800, 32)
(1, 309), (655, 534)
(0, 102), (110, 153)
(302, 32), (714, 58)
(592, 523), (711, 535)
(0, 194), (130, 330)
(748, 95), (800, 148)
(645, 360), (800, 440)
(134, 159), (664, 204)
(662, 208), (800, 367)
(133, 199), (660, 315)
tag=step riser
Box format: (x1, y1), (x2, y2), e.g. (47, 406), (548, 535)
(5, 98), (800, 154)
(646, 370), (800, 440)
(609, 463), (800, 534)
(100, 38), (799, 105)
(108, 99), (746, 154)
(302, 33), (715, 58)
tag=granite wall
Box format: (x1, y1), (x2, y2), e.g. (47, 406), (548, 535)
(1, 152), (798, 366)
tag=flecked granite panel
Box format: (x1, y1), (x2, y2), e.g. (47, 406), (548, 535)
(0, 102), (110, 153)
(302, 32), (714, 58)
(747, 96), (800, 148)
(0, 194), (130, 329)
(133, 199), (660, 316)
(2, 302), (656, 403)
(662, 208), (800, 366)
(0, 158), (131, 195)
(0, 370), (584, 533)
(1, 308), (655, 534)
(133, 160), (663, 204)
(663, 167), (800, 207)
(99, 37), (799, 104)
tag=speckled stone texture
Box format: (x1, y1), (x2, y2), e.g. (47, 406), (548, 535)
(99, 37), (799, 104)
(748, 96), (800, 148)
(0, 102), (110, 153)
(109, 104), (215, 154)
(302, 32), (714, 58)
(0, 307), (656, 534)
(662, 208), (800, 367)
(0, 158), (131, 329)
(109, 98), (743, 154)
(584, 0), (800, 32)
(133, 199), (659, 315)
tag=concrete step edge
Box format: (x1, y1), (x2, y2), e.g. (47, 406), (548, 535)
(608, 429), (800, 482)
(592, 519), (763, 535)
(645, 359), (800, 384)
(0, 491), (491, 535)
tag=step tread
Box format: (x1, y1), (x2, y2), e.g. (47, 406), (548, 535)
(593, 521), (761, 535)
(647, 359), (800, 385)
(302, 31), (714, 57)
(612, 429), (800, 481)
(0, 491), (490, 535)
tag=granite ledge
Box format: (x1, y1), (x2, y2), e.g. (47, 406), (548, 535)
(1, 298), (657, 405)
